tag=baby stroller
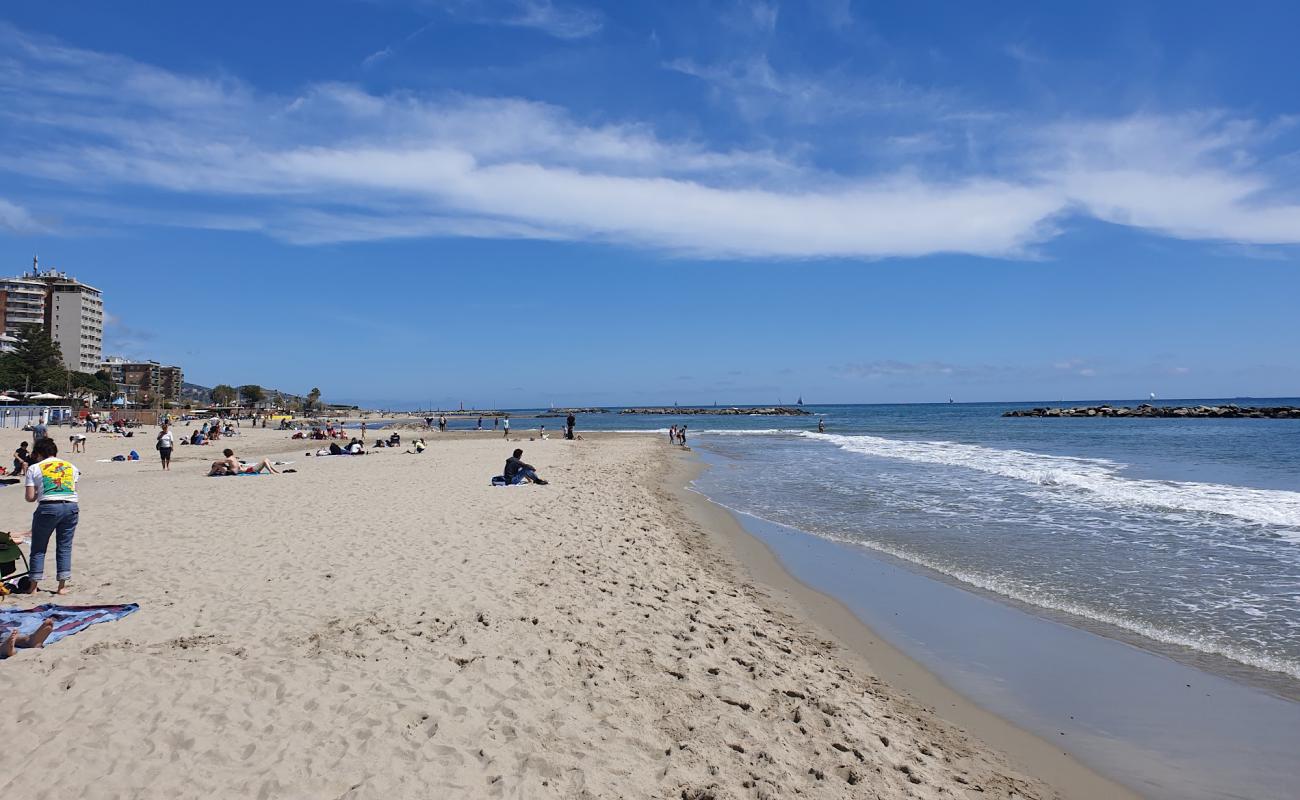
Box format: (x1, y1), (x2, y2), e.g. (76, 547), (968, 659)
(0, 531), (32, 598)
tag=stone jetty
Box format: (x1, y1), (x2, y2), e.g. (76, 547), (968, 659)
(1003, 404), (1300, 419)
(620, 406), (812, 416)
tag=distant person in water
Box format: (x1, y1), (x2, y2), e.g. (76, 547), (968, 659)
(503, 448), (547, 485)
(818, 418), (825, 433)
(493, 417), (499, 430)
(678, 425), (688, 446)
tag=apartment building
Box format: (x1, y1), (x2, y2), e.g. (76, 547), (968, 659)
(1, 258), (106, 371)
(102, 357), (185, 404)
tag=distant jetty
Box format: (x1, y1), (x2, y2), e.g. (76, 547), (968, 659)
(538, 408), (609, 417)
(620, 406), (811, 416)
(1004, 404), (1300, 419)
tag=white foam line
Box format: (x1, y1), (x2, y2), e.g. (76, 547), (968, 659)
(691, 486), (1300, 680)
(800, 432), (1300, 532)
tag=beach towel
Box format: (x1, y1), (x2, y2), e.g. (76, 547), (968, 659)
(0, 603), (138, 647)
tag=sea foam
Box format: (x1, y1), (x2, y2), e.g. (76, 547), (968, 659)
(800, 432), (1300, 533)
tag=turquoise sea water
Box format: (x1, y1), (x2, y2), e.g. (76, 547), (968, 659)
(535, 399), (1300, 693)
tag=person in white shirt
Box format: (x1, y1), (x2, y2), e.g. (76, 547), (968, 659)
(23, 438), (80, 595)
(156, 423), (175, 470)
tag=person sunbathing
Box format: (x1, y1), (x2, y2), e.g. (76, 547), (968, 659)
(1, 618), (54, 659)
(208, 448), (279, 475)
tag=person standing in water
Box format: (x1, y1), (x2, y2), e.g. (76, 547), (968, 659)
(818, 418), (825, 433)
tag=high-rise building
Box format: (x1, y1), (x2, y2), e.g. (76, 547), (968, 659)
(3, 257), (106, 372)
(0, 275), (48, 341)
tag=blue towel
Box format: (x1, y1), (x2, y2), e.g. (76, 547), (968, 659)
(0, 602), (139, 646)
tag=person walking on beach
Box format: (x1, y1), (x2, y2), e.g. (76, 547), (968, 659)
(157, 423), (174, 470)
(678, 425), (688, 446)
(360, 421), (367, 443)
(565, 413), (576, 440)
(439, 415), (447, 433)
(503, 417), (510, 438)
(477, 416), (483, 430)
(668, 425), (677, 445)
(23, 437), (80, 595)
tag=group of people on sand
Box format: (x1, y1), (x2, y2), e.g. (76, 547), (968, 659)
(208, 449), (280, 476)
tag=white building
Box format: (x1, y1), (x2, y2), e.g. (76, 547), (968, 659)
(0, 275), (48, 338)
(2, 257), (106, 373)
(46, 273), (105, 373)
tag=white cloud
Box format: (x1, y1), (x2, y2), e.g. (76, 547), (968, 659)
(505, 0), (603, 39)
(2, 24), (1299, 258)
(0, 198), (46, 233)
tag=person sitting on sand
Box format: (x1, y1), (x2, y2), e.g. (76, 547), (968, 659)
(504, 448), (548, 485)
(388, 432), (401, 448)
(406, 438), (426, 454)
(13, 441), (30, 476)
(208, 448), (279, 476)
(1, 618), (54, 659)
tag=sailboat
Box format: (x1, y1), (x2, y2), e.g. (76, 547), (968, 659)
(796, 395), (803, 406)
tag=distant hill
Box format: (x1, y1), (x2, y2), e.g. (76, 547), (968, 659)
(179, 381), (309, 407)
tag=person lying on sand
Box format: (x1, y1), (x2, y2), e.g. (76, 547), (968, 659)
(1, 618), (54, 658)
(208, 449), (280, 476)
(504, 448), (548, 485)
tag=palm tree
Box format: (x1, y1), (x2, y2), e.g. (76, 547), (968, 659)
(307, 387), (321, 412)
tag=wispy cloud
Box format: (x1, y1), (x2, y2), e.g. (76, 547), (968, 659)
(0, 198), (47, 233)
(504, 0), (602, 39)
(2, 24), (1299, 259)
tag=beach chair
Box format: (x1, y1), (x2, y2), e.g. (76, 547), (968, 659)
(0, 531), (31, 598)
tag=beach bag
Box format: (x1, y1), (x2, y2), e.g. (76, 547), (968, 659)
(111, 454), (126, 462)
(128, 451), (140, 461)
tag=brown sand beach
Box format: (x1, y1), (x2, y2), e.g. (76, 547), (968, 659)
(2, 426), (1130, 798)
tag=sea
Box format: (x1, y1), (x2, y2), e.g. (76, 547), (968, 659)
(523, 399), (1300, 696)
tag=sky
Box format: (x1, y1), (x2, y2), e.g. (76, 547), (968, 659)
(0, 0), (1297, 408)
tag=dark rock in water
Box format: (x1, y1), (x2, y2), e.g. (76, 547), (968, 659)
(620, 406), (812, 416)
(537, 407), (609, 417)
(1003, 404), (1300, 419)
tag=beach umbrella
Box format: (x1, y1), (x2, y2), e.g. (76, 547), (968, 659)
(30, 392), (63, 401)
(0, 395), (16, 402)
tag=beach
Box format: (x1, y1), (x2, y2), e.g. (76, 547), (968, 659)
(0, 426), (1113, 799)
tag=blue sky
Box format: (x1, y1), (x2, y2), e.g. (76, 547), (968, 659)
(1, 1), (1297, 408)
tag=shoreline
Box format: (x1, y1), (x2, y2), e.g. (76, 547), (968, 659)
(5, 427), (1066, 798)
(661, 447), (1138, 800)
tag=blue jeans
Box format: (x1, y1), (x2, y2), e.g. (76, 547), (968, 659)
(511, 468), (539, 485)
(30, 502), (79, 582)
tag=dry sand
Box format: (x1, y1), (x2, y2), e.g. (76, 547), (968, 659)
(2, 426), (1085, 798)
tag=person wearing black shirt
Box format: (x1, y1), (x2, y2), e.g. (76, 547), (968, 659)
(565, 413), (576, 440)
(504, 449), (548, 485)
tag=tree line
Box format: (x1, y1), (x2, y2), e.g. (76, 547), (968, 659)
(0, 325), (326, 411)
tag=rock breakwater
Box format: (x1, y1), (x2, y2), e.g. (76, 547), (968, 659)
(1004, 404), (1300, 419)
(620, 406), (812, 416)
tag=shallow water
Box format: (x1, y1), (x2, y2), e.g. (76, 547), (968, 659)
(559, 399), (1300, 692)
